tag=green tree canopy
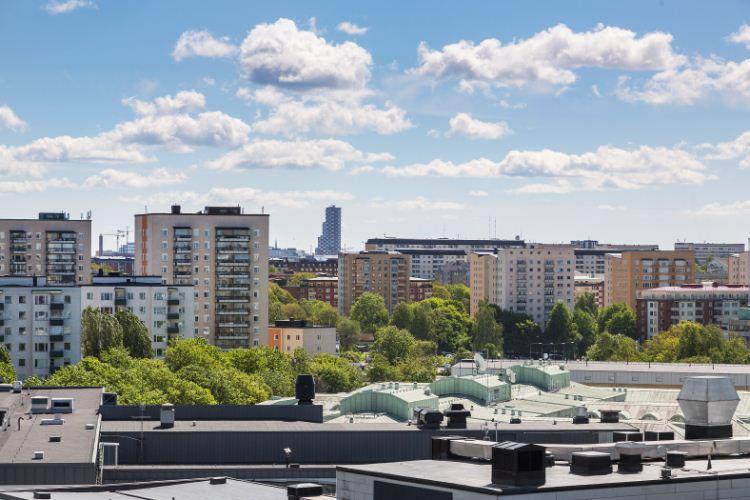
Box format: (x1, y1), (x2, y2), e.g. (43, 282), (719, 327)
(115, 309), (153, 358)
(545, 301), (579, 346)
(336, 317), (361, 352)
(573, 309), (599, 354)
(288, 272), (316, 287)
(81, 307), (124, 359)
(472, 304), (503, 355)
(0, 345), (15, 383)
(390, 302), (415, 331)
(350, 292), (389, 333)
(586, 332), (642, 362)
(574, 292), (599, 317)
(372, 325), (416, 363)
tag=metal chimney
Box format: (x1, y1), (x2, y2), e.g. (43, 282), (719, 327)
(677, 376), (739, 440)
(160, 403), (175, 428)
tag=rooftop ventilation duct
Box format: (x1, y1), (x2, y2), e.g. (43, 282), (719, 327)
(445, 403), (471, 429)
(616, 442), (644, 474)
(677, 376), (739, 440)
(491, 441), (546, 486)
(572, 405), (589, 424)
(160, 403), (175, 429)
(295, 374), (315, 406)
(414, 407), (443, 430)
(600, 409), (619, 423)
(570, 451), (612, 475)
(287, 483), (323, 499)
(613, 431), (643, 442)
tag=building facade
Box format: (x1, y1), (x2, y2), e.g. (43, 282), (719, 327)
(573, 243), (659, 275)
(674, 242), (745, 265)
(0, 213), (92, 285)
(315, 205), (341, 256)
(135, 205), (269, 349)
(397, 249), (467, 281)
(267, 319), (337, 355)
(0, 276), (81, 379)
(408, 277), (433, 302)
(636, 283), (749, 339)
(80, 275), (195, 358)
(469, 244), (576, 326)
(604, 250), (695, 309)
(300, 276), (338, 308)
(574, 274), (605, 308)
(727, 252), (749, 285)
(434, 260), (470, 286)
(338, 251), (410, 315)
(365, 237), (525, 253)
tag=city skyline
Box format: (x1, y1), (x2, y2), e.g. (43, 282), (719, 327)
(3, 1), (750, 250)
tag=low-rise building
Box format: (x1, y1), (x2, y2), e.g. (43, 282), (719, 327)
(636, 282), (749, 339)
(268, 318), (337, 355)
(675, 241), (745, 265)
(727, 252), (750, 285)
(408, 277), (433, 302)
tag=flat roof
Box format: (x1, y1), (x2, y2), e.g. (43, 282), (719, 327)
(455, 359), (750, 375)
(396, 249), (468, 256)
(366, 238), (525, 246)
(339, 456), (750, 495)
(0, 387), (103, 465)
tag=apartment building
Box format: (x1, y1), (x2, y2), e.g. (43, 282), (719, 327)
(337, 251), (410, 315)
(365, 237), (525, 253)
(315, 205), (342, 256)
(574, 275), (605, 308)
(81, 275), (195, 357)
(675, 242), (745, 265)
(0, 212), (92, 285)
(434, 260), (470, 286)
(469, 244), (576, 326)
(268, 318), (337, 355)
(604, 251), (695, 309)
(135, 205), (269, 349)
(408, 277), (433, 302)
(637, 283), (749, 339)
(0, 276), (81, 379)
(397, 249), (467, 281)
(300, 276), (338, 308)
(727, 252), (749, 285)
(572, 242), (659, 276)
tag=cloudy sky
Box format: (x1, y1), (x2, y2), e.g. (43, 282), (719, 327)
(1, 0), (750, 252)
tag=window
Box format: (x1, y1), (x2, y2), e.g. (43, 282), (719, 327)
(18, 343), (25, 351)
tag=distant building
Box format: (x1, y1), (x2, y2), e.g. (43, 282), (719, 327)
(637, 282), (749, 339)
(675, 241), (745, 265)
(604, 250), (695, 309)
(81, 275), (195, 358)
(0, 276), (82, 378)
(315, 205), (341, 256)
(469, 244), (575, 326)
(300, 276), (338, 308)
(92, 255), (134, 276)
(572, 241), (659, 275)
(271, 257), (338, 276)
(268, 318), (337, 355)
(727, 252), (750, 285)
(435, 260), (470, 286)
(0, 212), (92, 285)
(574, 274), (604, 308)
(397, 248), (467, 281)
(366, 237), (525, 253)
(338, 251), (410, 315)
(408, 277), (433, 302)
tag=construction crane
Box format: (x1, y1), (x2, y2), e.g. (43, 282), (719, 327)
(99, 227), (130, 253)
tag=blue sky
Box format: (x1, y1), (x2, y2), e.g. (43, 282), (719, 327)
(1, 0), (750, 252)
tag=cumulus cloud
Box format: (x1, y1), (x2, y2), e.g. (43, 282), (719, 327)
(379, 144), (711, 192)
(685, 200), (750, 216)
(413, 23), (683, 90)
(122, 90), (206, 116)
(172, 30), (237, 62)
(0, 178), (75, 194)
(446, 113), (510, 139)
(369, 197), (465, 211)
(468, 190), (488, 197)
(122, 187), (353, 209)
(337, 22), (368, 36)
(510, 180), (576, 194)
(83, 168), (187, 188)
(43, 0), (96, 15)
(728, 24), (750, 49)
(207, 139), (392, 171)
(239, 18), (372, 90)
(0, 105), (28, 132)
(698, 130), (750, 168)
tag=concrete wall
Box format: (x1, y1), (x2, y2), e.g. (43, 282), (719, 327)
(0, 463), (96, 485)
(99, 404), (323, 422)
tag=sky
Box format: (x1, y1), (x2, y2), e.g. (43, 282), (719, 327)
(1, 0), (750, 253)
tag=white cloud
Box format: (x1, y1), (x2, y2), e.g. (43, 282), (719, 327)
(728, 24), (750, 49)
(591, 84), (602, 97)
(83, 168), (187, 189)
(337, 22), (368, 36)
(413, 23), (683, 90)
(369, 196), (466, 211)
(239, 18), (372, 90)
(0, 178), (75, 194)
(510, 180), (575, 194)
(44, 0), (96, 15)
(468, 190), (488, 197)
(207, 139), (392, 171)
(446, 113), (510, 140)
(173, 30), (237, 62)
(698, 130), (750, 168)
(0, 105), (28, 132)
(122, 187), (353, 209)
(685, 200), (750, 216)
(122, 90), (206, 116)
(380, 144), (711, 192)
(598, 204), (626, 211)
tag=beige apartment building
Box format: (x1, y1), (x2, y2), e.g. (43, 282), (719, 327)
(268, 319), (337, 355)
(135, 205), (269, 349)
(727, 252), (749, 285)
(469, 244), (576, 326)
(604, 250), (695, 309)
(337, 251), (410, 315)
(0, 212), (92, 285)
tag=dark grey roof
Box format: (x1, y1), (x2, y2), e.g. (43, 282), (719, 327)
(396, 249), (468, 256)
(367, 238), (524, 247)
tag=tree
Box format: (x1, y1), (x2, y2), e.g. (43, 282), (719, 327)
(81, 307), (124, 359)
(605, 308), (638, 339)
(337, 317), (361, 352)
(573, 309), (598, 354)
(598, 303), (631, 333)
(586, 333), (641, 361)
(490, 305), (540, 356)
(432, 283), (470, 314)
(269, 283), (296, 305)
(350, 292), (389, 333)
(288, 272), (316, 287)
(116, 309), (152, 358)
(307, 352), (363, 392)
(372, 326), (415, 363)
(0, 345), (15, 383)
(472, 304), (503, 356)
(545, 302), (578, 346)
(574, 292), (599, 317)
(391, 302), (414, 331)
(300, 300), (339, 326)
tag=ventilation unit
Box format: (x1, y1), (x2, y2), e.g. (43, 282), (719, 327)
(491, 441), (546, 486)
(570, 451), (612, 475)
(30, 396), (49, 414)
(445, 403), (471, 429)
(678, 376), (739, 440)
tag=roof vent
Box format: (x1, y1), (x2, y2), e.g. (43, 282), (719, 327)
(12, 381), (22, 393)
(678, 376), (739, 440)
(295, 374), (315, 405)
(33, 493), (51, 499)
(414, 407), (443, 429)
(160, 403), (175, 429)
(30, 396), (49, 414)
(572, 406), (589, 424)
(287, 483), (323, 499)
(666, 450), (687, 469)
(85, 423), (95, 430)
(445, 403), (471, 429)
(102, 392), (118, 405)
(49, 436), (61, 443)
(50, 398), (73, 414)
(491, 441), (546, 486)
(570, 451), (612, 475)
(600, 409), (619, 423)
(644, 430), (674, 441)
(616, 442), (644, 474)
(613, 431), (643, 442)
(33, 451), (45, 460)
(209, 477), (226, 485)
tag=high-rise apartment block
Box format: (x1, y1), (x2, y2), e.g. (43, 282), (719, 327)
(135, 205), (268, 349)
(0, 276), (82, 379)
(315, 205), (341, 256)
(366, 237), (525, 253)
(338, 251), (410, 315)
(81, 275), (195, 357)
(728, 252), (750, 285)
(0, 212), (92, 285)
(674, 242), (745, 265)
(604, 251), (695, 309)
(469, 244), (576, 326)
(572, 241), (659, 276)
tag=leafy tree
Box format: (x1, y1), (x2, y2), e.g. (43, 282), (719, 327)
(586, 333), (642, 361)
(432, 283), (470, 313)
(574, 292), (599, 317)
(336, 317), (361, 352)
(280, 302), (308, 321)
(288, 272), (316, 287)
(116, 309), (153, 358)
(598, 303), (631, 333)
(472, 304), (503, 355)
(545, 301), (578, 346)
(398, 356), (438, 382)
(0, 345), (15, 383)
(269, 283), (296, 305)
(490, 305), (540, 356)
(605, 308), (638, 339)
(409, 301), (433, 340)
(408, 340), (437, 358)
(350, 292), (389, 333)
(391, 302), (414, 331)
(176, 364), (270, 404)
(223, 346), (295, 397)
(412, 298), (472, 351)
(300, 300), (339, 326)
(367, 353), (401, 382)
(573, 309), (598, 354)
(373, 326), (415, 363)
(81, 307), (124, 359)
(307, 353), (363, 392)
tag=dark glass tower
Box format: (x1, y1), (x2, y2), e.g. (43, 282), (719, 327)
(315, 205), (341, 255)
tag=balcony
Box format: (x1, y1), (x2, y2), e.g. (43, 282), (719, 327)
(50, 334), (64, 342)
(50, 318), (64, 326)
(167, 299), (180, 306)
(50, 303), (64, 311)
(50, 350), (64, 358)
(167, 313), (180, 320)
(167, 326), (180, 335)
